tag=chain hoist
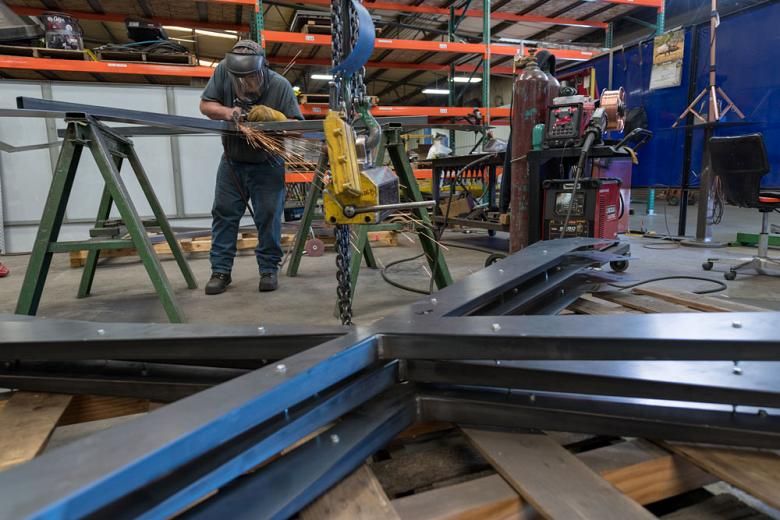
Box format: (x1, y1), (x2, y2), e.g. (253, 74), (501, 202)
(324, 0), (434, 324)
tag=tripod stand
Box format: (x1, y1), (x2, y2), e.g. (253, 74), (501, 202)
(675, 0), (744, 245)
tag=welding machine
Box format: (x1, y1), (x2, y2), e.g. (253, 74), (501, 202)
(542, 178), (622, 240)
(543, 89), (625, 148)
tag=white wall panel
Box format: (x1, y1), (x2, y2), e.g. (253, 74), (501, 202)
(172, 87), (223, 216)
(50, 84), (176, 219)
(0, 82), (53, 223)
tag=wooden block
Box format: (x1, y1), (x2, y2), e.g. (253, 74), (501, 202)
(661, 493), (771, 519)
(392, 473), (534, 520)
(300, 465), (400, 520)
(666, 444), (780, 509)
(578, 440), (717, 505)
(594, 291), (696, 313)
(0, 392), (73, 471)
(568, 297), (634, 315)
(499, 213), (510, 226)
(631, 288), (768, 313)
(58, 395), (150, 426)
(463, 429), (655, 519)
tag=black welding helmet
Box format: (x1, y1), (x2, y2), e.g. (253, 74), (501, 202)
(225, 40), (268, 105)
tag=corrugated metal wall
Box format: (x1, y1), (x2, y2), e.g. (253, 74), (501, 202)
(0, 81), (226, 253)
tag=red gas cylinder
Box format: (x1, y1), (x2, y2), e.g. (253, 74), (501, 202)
(510, 60), (550, 252)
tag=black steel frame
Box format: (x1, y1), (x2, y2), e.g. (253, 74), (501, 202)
(1, 237), (779, 518)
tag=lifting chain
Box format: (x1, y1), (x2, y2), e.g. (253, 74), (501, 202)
(331, 0), (363, 325)
(334, 224), (353, 325)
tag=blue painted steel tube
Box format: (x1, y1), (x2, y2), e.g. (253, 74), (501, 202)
(134, 362), (399, 519)
(0, 332), (380, 519)
(184, 388), (417, 520)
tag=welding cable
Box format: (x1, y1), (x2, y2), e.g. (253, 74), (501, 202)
(609, 275), (727, 294)
(380, 252), (430, 295)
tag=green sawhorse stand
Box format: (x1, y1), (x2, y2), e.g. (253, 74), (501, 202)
(286, 125), (452, 305)
(15, 116), (197, 323)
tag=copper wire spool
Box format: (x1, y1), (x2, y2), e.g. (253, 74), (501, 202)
(600, 88), (626, 132)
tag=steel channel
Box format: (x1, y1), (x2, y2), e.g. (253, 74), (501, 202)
(419, 389), (780, 449)
(379, 312), (780, 361)
(183, 388), (417, 520)
(11, 99), (427, 134)
(0, 373), (211, 403)
(406, 360), (780, 408)
(93, 363), (400, 520)
(0, 318), (345, 361)
(0, 332), (379, 519)
(394, 237), (625, 318)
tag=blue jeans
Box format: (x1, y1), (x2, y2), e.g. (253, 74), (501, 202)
(211, 156), (285, 274)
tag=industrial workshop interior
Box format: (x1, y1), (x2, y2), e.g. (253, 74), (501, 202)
(1, 0), (780, 516)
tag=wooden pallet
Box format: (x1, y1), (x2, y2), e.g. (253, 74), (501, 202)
(0, 44), (89, 61)
(68, 230), (398, 267)
(95, 49), (195, 65)
(300, 424), (779, 520)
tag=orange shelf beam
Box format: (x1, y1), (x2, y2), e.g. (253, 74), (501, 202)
(262, 30), (600, 61)
(0, 55), (215, 77)
(300, 104), (510, 118)
(267, 55), (516, 74)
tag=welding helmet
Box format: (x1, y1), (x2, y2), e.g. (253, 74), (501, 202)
(225, 40), (268, 105)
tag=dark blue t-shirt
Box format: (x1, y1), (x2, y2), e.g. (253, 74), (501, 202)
(202, 62), (304, 164)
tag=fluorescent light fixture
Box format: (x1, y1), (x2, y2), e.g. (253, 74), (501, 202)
(498, 37), (525, 44)
(163, 25), (193, 32)
(422, 88), (450, 95)
(453, 76), (482, 83)
(564, 23), (593, 28)
(311, 73), (334, 80)
(198, 59), (217, 67)
(195, 29), (239, 39)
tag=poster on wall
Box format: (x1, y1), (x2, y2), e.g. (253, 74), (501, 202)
(649, 30), (684, 90)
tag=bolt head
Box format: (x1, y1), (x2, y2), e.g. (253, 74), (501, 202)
(491, 323), (501, 332)
(96, 329), (105, 336)
(732, 320), (742, 329)
(430, 297), (438, 305)
(257, 326), (266, 334)
(732, 366), (743, 375)
(330, 434), (340, 444)
(275, 363), (287, 374)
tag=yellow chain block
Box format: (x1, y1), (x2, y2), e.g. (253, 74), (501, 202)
(324, 110), (362, 197)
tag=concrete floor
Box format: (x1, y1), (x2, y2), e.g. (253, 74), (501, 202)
(2, 205), (780, 325)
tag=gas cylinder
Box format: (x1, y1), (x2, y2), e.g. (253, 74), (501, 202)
(510, 59), (550, 252)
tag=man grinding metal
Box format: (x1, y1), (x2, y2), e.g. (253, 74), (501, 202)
(200, 40), (303, 295)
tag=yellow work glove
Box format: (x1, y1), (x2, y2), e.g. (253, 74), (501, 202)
(247, 105), (287, 122)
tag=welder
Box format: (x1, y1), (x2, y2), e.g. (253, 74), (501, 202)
(200, 40), (303, 294)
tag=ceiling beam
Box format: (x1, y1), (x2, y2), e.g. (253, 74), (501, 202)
(196, 2), (209, 22)
(524, 3), (616, 41)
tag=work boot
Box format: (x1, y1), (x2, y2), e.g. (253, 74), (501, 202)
(205, 272), (231, 295)
(259, 272), (278, 292)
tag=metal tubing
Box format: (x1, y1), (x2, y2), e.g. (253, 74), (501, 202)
(419, 389), (780, 448)
(407, 360), (780, 408)
(0, 333), (378, 519)
(0, 317), (345, 361)
(98, 363), (399, 520)
(380, 312), (780, 361)
(183, 388), (416, 520)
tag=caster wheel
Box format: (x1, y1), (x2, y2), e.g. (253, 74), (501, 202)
(668, 195), (679, 206)
(485, 253), (506, 267)
(488, 229), (497, 237)
(724, 270), (737, 281)
(702, 261), (714, 271)
(609, 260), (629, 273)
